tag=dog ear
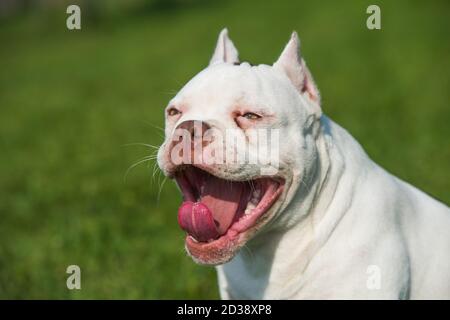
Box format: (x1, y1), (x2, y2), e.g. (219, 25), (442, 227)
(209, 28), (240, 66)
(273, 32), (321, 115)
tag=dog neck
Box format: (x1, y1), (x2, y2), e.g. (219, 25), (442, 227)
(218, 115), (367, 298)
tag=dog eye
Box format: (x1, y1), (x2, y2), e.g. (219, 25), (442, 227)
(167, 107), (181, 117)
(242, 112), (261, 120)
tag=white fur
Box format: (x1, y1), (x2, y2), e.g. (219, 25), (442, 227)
(159, 29), (450, 299)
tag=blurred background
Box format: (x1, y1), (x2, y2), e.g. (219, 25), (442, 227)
(0, 0), (448, 299)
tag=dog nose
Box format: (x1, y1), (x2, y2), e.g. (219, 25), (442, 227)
(171, 120), (214, 165)
(176, 120), (212, 144)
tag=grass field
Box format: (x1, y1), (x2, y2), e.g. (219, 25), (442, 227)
(0, 0), (448, 299)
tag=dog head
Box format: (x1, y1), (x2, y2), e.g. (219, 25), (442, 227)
(158, 29), (323, 265)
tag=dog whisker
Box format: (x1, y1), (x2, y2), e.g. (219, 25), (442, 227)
(136, 120), (165, 139)
(152, 161), (161, 181)
(156, 176), (168, 206)
(122, 142), (160, 149)
(124, 155), (156, 183)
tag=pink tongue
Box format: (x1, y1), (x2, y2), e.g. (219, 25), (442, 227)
(177, 175), (246, 242)
(178, 202), (219, 242)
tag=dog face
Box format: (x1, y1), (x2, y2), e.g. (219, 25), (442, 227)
(158, 29), (322, 265)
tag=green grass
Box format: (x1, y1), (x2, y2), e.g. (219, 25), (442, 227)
(0, 0), (448, 299)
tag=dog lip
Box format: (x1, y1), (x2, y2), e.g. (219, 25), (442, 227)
(173, 163), (284, 183)
(179, 169), (285, 264)
(185, 233), (240, 265)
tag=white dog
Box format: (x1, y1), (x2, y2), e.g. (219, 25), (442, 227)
(157, 29), (450, 299)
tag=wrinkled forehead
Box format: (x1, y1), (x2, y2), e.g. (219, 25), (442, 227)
(170, 63), (297, 112)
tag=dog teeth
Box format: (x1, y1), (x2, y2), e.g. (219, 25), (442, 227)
(250, 189), (262, 205)
(245, 202), (256, 215)
(252, 189), (261, 199)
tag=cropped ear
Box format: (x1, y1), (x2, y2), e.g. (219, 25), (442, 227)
(209, 28), (240, 66)
(273, 32), (321, 116)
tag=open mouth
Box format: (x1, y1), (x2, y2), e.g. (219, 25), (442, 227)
(175, 166), (284, 260)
